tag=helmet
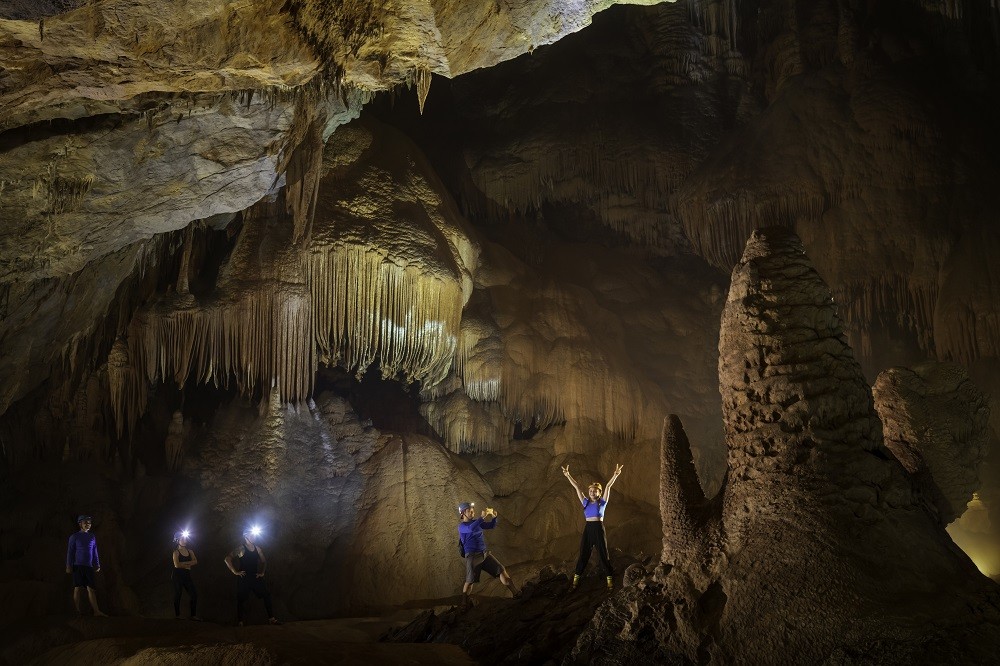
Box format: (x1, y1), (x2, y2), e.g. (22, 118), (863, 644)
(77, 515), (92, 523)
(458, 502), (475, 515)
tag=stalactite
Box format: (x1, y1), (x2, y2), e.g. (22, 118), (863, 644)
(688, 0), (741, 56)
(832, 276), (939, 361)
(283, 115), (324, 244)
(176, 223), (194, 295)
(308, 244), (462, 387)
(469, 148), (684, 249)
(108, 336), (145, 439)
(113, 283), (316, 435)
(420, 391), (514, 454)
(679, 189), (824, 270)
(415, 66), (432, 115)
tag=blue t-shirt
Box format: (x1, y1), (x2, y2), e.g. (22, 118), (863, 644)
(66, 531), (100, 568)
(582, 497), (607, 519)
(458, 516), (497, 555)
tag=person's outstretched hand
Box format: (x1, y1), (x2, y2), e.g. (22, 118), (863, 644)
(613, 463), (624, 477)
(561, 465), (571, 477)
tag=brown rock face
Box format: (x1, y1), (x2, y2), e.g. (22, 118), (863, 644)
(718, 227), (901, 550)
(873, 362), (990, 525)
(570, 228), (1000, 664)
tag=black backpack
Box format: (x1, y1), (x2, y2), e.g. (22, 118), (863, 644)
(458, 537), (465, 557)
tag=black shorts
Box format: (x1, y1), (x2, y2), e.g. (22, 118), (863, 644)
(464, 552), (504, 584)
(72, 565), (96, 589)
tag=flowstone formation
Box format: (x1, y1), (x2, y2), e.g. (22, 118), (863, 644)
(566, 228), (1000, 663)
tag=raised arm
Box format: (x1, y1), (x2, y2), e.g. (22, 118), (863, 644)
(604, 464), (624, 502)
(561, 465), (586, 503)
(480, 508), (498, 529)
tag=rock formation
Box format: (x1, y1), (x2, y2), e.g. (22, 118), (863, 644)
(569, 228), (1000, 663)
(873, 362), (990, 525)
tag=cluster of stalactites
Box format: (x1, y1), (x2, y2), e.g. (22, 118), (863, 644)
(832, 276), (939, 360)
(678, 191), (826, 271)
(688, 0), (741, 56)
(308, 243), (462, 387)
(468, 151), (681, 249)
(108, 285), (315, 438)
(109, 228), (467, 437)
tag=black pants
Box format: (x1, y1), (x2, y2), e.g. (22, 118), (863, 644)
(237, 577), (273, 621)
(575, 521), (613, 576)
(172, 571), (198, 617)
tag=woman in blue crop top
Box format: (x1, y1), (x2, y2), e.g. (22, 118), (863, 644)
(561, 463), (623, 590)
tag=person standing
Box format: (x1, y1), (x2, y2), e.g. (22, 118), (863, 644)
(458, 501), (519, 609)
(561, 464), (623, 590)
(65, 515), (107, 616)
(224, 528), (280, 626)
(171, 532), (201, 620)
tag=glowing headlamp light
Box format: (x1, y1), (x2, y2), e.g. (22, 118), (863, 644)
(249, 525), (262, 537)
(181, 530), (191, 539)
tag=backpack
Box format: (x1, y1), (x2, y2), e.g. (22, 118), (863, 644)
(458, 537), (465, 558)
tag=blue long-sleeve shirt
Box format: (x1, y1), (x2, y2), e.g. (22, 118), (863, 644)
(66, 531), (100, 568)
(458, 516), (497, 555)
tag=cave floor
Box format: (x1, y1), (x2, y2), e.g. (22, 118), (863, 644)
(2, 607), (475, 665)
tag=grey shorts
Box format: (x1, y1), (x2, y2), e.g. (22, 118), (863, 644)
(464, 551), (504, 584)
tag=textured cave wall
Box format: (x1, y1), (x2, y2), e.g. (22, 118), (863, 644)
(1, 0), (999, 636)
(389, 0), (1000, 575)
(0, 109), (698, 621)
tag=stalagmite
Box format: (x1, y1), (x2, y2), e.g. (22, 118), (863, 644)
(659, 414), (712, 567)
(569, 227), (1000, 664)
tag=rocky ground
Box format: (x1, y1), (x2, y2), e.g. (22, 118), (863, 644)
(386, 556), (649, 666)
